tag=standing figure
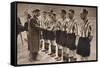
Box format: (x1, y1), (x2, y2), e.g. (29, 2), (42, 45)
(45, 10), (56, 55)
(28, 9), (41, 62)
(24, 11), (31, 32)
(55, 9), (68, 61)
(43, 11), (52, 54)
(76, 9), (93, 61)
(67, 9), (78, 62)
(24, 11), (31, 42)
(17, 17), (25, 46)
(17, 17), (25, 37)
(39, 11), (48, 52)
(48, 12), (57, 57)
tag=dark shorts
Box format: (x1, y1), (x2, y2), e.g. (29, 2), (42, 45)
(42, 29), (56, 41)
(60, 31), (67, 47)
(66, 33), (76, 50)
(43, 30), (48, 40)
(56, 30), (67, 47)
(49, 31), (56, 40)
(56, 30), (62, 45)
(76, 37), (90, 57)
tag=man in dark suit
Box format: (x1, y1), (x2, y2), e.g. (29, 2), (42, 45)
(28, 9), (41, 61)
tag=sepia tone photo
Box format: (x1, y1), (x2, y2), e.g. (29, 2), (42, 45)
(16, 2), (97, 65)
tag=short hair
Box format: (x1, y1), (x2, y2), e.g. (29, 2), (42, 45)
(69, 9), (75, 14)
(83, 9), (88, 14)
(42, 11), (47, 14)
(32, 9), (40, 13)
(61, 9), (67, 14)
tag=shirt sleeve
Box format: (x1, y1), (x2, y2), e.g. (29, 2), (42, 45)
(88, 22), (93, 37)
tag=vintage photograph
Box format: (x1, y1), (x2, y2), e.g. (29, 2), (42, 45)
(16, 2), (97, 65)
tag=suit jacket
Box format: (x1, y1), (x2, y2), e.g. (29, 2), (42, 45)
(28, 16), (40, 52)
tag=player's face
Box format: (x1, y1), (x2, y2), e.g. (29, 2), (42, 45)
(43, 12), (46, 17)
(60, 12), (65, 18)
(80, 13), (87, 20)
(36, 12), (40, 17)
(68, 12), (74, 19)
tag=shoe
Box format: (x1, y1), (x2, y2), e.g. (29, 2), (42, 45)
(73, 58), (77, 61)
(55, 57), (62, 61)
(50, 53), (56, 57)
(41, 50), (46, 52)
(29, 58), (34, 62)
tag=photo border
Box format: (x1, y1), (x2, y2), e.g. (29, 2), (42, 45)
(11, 1), (98, 66)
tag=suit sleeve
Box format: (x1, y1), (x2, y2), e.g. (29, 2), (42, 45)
(30, 19), (40, 30)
